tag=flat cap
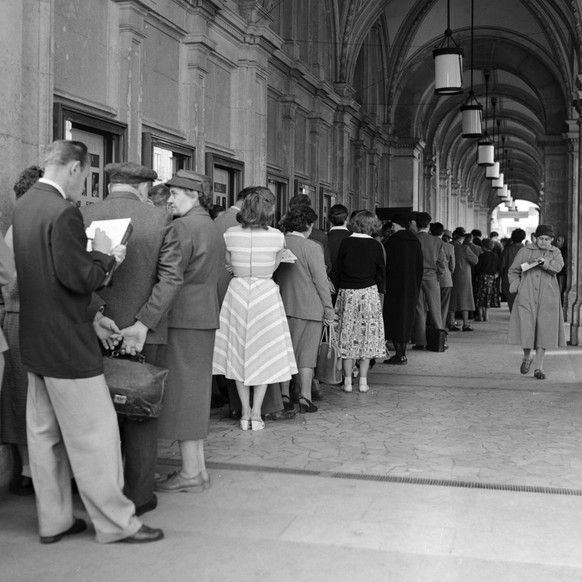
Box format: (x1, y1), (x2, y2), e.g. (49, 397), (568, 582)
(166, 170), (211, 196)
(105, 162), (157, 184)
(443, 229), (452, 238)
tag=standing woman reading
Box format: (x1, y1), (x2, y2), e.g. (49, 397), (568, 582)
(507, 224), (566, 379)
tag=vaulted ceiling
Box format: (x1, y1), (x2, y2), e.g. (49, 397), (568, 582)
(333, 0), (581, 208)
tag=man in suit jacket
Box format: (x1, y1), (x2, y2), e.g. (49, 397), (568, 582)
(412, 212), (446, 350)
(214, 187), (294, 421)
(82, 162), (183, 515)
(13, 140), (162, 543)
(430, 223), (456, 329)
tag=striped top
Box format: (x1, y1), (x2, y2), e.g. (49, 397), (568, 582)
(224, 226), (284, 278)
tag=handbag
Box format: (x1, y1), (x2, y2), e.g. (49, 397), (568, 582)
(426, 327), (448, 352)
(314, 324), (343, 385)
(103, 351), (169, 420)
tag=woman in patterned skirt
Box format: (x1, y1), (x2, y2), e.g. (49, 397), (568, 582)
(474, 238), (500, 322)
(332, 210), (386, 393)
(212, 187), (297, 431)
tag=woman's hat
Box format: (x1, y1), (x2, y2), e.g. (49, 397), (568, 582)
(534, 224), (555, 238)
(166, 170), (211, 196)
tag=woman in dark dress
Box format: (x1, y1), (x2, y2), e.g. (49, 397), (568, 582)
(0, 166), (43, 495)
(382, 213), (423, 365)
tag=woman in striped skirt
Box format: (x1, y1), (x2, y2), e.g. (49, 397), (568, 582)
(212, 187), (297, 431)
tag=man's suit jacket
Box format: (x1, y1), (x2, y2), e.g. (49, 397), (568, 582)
(13, 182), (115, 378)
(82, 190), (182, 345)
(416, 231), (445, 281)
(168, 206), (224, 329)
(439, 240), (456, 288)
(214, 205), (239, 304)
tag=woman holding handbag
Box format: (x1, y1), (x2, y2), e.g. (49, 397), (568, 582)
(275, 205), (335, 413)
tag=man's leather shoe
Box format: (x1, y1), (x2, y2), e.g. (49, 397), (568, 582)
(119, 525), (164, 544)
(40, 518), (87, 544)
(412, 345), (425, 351)
(263, 409), (296, 421)
(155, 471), (205, 492)
(136, 494), (158, 516)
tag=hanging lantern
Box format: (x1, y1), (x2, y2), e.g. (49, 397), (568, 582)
(486, 161), (500, 179)
(433, 0), (464, 95)
(497, 184), (508, 198)
(461, 0), (482, 138)
(434, 47), (464, 94)
(477, 72), (494, 165)
(461, 93), (483, 138)
(477, 138), (494, 166)
(492, 172), (504, 189)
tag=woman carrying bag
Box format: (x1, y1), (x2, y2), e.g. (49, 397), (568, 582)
(274, 205), (334, 413)
(507, 224), (566, 379)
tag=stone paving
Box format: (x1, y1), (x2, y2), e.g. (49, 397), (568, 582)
(160, 306), (582, 491)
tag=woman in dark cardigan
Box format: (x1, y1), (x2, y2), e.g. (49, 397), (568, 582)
(332, 210), (386, 392)
(382, 213), (423, 364)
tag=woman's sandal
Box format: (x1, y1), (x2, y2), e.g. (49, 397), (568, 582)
(298, 396), (318, 413)
(520, 357), (533, 374)
(534, 369), (546, 380)
(240, 419), (250, 431)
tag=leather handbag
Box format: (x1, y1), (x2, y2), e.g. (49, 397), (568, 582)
(103, 351), (169, 420)
(426, 327), (448, 352)
(314, 324), (343, 385)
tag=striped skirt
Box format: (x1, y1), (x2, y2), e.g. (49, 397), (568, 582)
(212, 277), (298, 385)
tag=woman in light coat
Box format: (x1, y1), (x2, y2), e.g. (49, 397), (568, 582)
(448, 227), (478, 331)
(507, 224), (565, 379)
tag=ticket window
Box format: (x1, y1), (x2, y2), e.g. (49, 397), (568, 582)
(142, 134), (194, 185)
(206, 154), (244, 209)
(268, 178), (288, 225)
(320, 191), (336, 231)
(55, 105), (125, 206)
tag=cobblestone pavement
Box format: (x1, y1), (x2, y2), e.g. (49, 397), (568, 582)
(160, 306), (582, 491)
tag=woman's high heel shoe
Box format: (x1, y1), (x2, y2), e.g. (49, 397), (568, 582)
(298, 396), (318, 413)
(251, 419), (265, 431)
(240, 419), (250, 431)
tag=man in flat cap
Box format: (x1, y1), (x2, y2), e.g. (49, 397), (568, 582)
(82, 161), (183, 516)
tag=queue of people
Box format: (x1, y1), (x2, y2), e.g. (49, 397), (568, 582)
(0, 139), (567, 547)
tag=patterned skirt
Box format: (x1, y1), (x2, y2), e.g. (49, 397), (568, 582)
(212, 277), (298, 385)
(335, 286), (386, 359)
(475, 274), (497, 307)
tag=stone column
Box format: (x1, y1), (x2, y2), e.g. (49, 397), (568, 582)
(389, 138), (425, 210)
(333, 106), (352, 204)
(0, 0), (53, 232)
(116, 2), (147, 161)
(564, 124), (578, 321)
(569, 99), (582, 344)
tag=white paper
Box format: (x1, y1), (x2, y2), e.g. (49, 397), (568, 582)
(86, 218), (132, 251)
(280, 248), (297, 263)
(521, 260), (540, 272)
